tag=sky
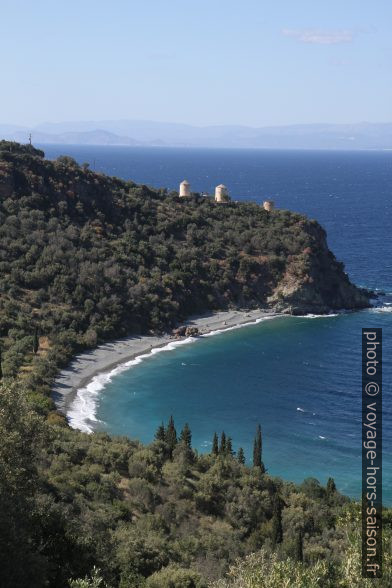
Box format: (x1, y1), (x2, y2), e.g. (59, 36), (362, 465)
(1, 0), (391, 127)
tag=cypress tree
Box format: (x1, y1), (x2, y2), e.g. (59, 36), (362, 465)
(271, 496), (283, 545)
(237, 447), (245, 464)
(253, 437), (260, 467)
(253, 424), (260, 467)
(326, 477), (336, 499)
(212, 432), (219, 455)
(180, 423), (192, 448)
(295, 529), (303, 562)
(308, 515), (315, 534)
(219, 431), (226, 454)
(155, 422), (165, 442)
(253, 424), (265, 472)
(165, 415), (177, 457)
(226, 437), (234, 456)
(33, 327), (39, 354)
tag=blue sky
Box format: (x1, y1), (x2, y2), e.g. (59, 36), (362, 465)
(1, 0), (391, 126)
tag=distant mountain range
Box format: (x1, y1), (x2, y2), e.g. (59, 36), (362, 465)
(2, 120), (392, 150)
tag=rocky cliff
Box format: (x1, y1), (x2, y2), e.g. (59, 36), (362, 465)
(267, 221), (369, 314)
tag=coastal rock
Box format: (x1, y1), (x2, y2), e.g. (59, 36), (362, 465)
(185, 326), (199, 337)
(172, 326), (199, 338)
(267, 222), (370, 314)
(172, 326), (187, 337)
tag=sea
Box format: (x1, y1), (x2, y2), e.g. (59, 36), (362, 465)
(42, 145), (392, 503)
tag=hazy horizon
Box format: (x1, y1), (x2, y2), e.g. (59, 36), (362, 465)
(3, 119), (392, 150)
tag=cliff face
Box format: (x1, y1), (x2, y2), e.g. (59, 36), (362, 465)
(267, 222), (370, 314)
(0, 141), (370, 356)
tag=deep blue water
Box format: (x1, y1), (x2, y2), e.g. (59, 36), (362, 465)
(43, 145), (392, 502)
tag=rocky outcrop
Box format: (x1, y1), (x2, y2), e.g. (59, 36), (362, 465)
(173, 326), (199, 338)
(267, 222), (370, 314)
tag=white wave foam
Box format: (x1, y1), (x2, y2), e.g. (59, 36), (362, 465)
(297, 407), (305, 412)
(299, 313), (339, 319)
(318, 435), (326, 440)
(371, 305), (392, 313)
(67, 336), (198, 433)
(67, 314), (280, 433)
(201, 315), (277, 338)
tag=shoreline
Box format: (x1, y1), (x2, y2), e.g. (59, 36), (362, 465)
(52, 308), (279, 432)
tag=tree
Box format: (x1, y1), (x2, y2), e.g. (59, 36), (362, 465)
(0, 382), (46, 587)
(326, 477), (336, 499)
(219, 431), (226, 454)
(237, 447), (245, 464)
(165, 416), (177, 457)
(295, 530), (303, 562)
(145, 564), (203, 587)
(271, 496), (283, 546)
(226, 437), (234, 456)
(69, 567), (108, 588)
(155, 422), (165, 442)
(252, 424), (265, 472)
(180, 423), (192, 448)
(56, 155), (78, 167)
(33, 327), (39, 354)
(212, 432), (219, 455)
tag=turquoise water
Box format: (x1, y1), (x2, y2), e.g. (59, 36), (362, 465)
(43, 146), (392, 502)
(94, 311), (391, 501)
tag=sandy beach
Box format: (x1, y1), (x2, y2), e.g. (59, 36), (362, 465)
(52, 308), (277, 431)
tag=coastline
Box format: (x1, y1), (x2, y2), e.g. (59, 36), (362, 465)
(52, 308), (278, 432)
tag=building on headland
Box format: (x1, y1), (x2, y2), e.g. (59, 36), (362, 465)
(263, 200), (274, 212)
(179, 180), (191, 198)
(179, 180), (269, 207)
(215, 184), (230, 203)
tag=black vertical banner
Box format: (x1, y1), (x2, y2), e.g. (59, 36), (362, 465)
(362, 328), (382, 578)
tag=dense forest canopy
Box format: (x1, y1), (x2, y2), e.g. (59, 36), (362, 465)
(0, 142), (386, 588)
(0, 141), (368, 396)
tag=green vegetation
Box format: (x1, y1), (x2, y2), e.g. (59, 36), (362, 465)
(211, 506), (392, 587)
(0, 142), (386, 586)
(0, 141), (368, 413)
(1, 389), (391, 587)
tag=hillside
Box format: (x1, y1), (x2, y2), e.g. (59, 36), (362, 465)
(0, 140), (370, 400)
(0, 142), (385, 588)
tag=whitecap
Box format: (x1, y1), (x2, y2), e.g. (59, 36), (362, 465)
(201, 314), (278, 338)
(299, 313), (339, 319)
(371, 305), (392, 313)
(68, 313), (280, 433)
(67, 336), (198, 432)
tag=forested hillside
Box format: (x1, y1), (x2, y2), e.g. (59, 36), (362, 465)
(0, 142), (386, 588)
(0, 142), (368, 403)
(1, 383), (391, 587)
